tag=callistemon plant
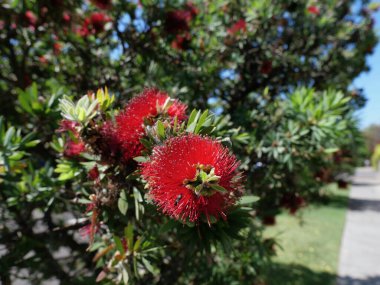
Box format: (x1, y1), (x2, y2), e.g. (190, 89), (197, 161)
(57, 87), (256, 284)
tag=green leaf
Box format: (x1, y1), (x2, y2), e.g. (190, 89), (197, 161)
(239, 195), (260, 205)
(18, 91), (33, 114)
(122, 266), (129, 284)
(194, 110), (209, 134)
(11, 0), (20, 8)
(324, 148), (339, 154)
(113, 235), (125, 255)
(124, 224), (134, 250)
(157, 120), (165, 139)
(133, 156), (148, 163)
(187, 109), (198, 127)
(78, 108), (86, 122)
(57, 171), (75, 181)
(24, 140), (40, 148)
(9, 151), (25, 161)
(133, 237), (142, 252)
(133, 187), (143, 220)
(118, 190), (128, 215)
(210, 184), (228, 193)
(3, 127), (15, 147)
(140, 138), (152, 149)
(186, 110), (201, 133)
(142, 257), (158, 275)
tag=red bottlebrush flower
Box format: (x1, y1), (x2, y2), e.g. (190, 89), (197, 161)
(280, 193), (305, 214)
(88, 166), (100, 181)
(141, 134), (243, 224)
(366, 45), (374, 54)
(23, 10), (37, 27)
(337, 179), (349, 189)
(165, 3), (197, 35)
(97, 121), (123, 161)
(53, 42), (62, 55)
(171, 33), (191, 50)
(22, 74), (32, 89)
(112, 88), (187, 161)
(40, 6), (49, 18)
(79, 224), (93, 239)
(90, 12), (111, 33)
(227, 19), (247, 35)
(165, 10), (191, 34)
(39, 56), (48, 64)
(64, 139), (85, 157)
(79, 12), (111, 36)
(307, 6), (320, 15)
(91, 0), (112, 10)
(262, 215), (276, 226)
(57, 119), (78, 133)
(62, 12), (71, 24)
(314, 168), (332, 183)
(260, 61), (272, 74)
(185, 2), (199, 18)
(121, 238), (128, 252)
(81, 196), (100, 244)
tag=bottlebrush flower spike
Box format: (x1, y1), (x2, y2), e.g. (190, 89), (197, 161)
(57, 119), (78, 133)
(91, 0), (112, 10)
(307, 6), (320, 15)
(165, 3), (198, 35)
(79, 12), (111, 36)
(260, 61), (272, 74)
(63, 139), (85, 157)
(23, 10), (38, 28)
(141, 134), (244, 224)
(109, 88), (187, 162)
(227, 19), (247, 35)
(171, 33), (192, 50)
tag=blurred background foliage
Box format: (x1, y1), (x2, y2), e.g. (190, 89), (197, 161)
(0, 0), (378, 284)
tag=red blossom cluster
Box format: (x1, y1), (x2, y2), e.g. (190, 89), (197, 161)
(91, 0), (112, 10)
(142, 134), (243, 223)
(23, 10), (38, 28)
(165, 3), (198, 34)
(78, 12), (112, 36)
(60, 87), (245, 225)
(280, 193), (305, 214)
(58, 119), (86, 158)
(307, 6), (320, 15)
(62, 12), (71, 24)
(63, 139), (85, 158)
(88, 166), (100, 181)
(165, 3), (198, 50)
(260, 60), (273, 75)
(53, 42), (62, 55)
(337, 179), (349, 189)
(262, 215), (276, 226)
(171, 33), (192, 50)
(100, 89), (187, 162)
(227, 19), (247, 35)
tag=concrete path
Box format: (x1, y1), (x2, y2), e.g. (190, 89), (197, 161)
(337, 167), (380, 285)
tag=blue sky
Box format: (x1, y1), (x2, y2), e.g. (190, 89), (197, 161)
(354, 8), (380, 128)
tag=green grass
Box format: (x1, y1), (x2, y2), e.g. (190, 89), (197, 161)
(262, 185), (350, 285)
